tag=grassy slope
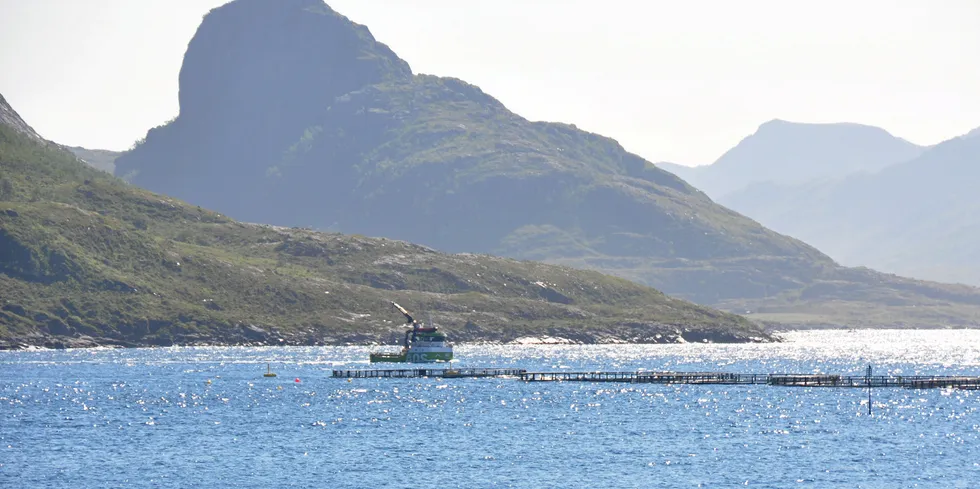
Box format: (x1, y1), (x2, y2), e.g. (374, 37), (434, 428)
(266, 77), (980, 328)
(0, 124), (764, 348)
(253, 77), (832, 302)
(288, 77), (826, 261)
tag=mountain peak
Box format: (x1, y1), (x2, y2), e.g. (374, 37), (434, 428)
(681, 118), (927, 198)
(0, 93), (44, 142)
(177, 0), (411, 122)
(757, 118), (791, 128)
(116, 0), (413, 199)
(667, 119), (927, 199)
(755, 119), (896, 136)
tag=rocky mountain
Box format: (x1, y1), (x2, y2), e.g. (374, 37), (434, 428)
(0, 95), (768, 349)
(668, 120), (925, 199)
(721, 128), (980, 286)
(0, 94), (44, 142)
(113, 0), (980, 328)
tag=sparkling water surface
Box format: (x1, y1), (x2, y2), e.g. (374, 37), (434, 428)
(3, 330), (980, 488)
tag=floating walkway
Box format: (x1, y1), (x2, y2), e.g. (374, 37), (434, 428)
(332, 367), (526, 379)
(333, 368), (980, 389)
(520, 371), (980, 389)
(521, 371), (762, 384)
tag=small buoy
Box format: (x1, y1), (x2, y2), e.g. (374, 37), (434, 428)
(205, 379), (212, 385)
(263, 363), (277, 378)
(347, 379), (352, 383)
(277, 385), (283, 390)
(295, 378), (301, 383)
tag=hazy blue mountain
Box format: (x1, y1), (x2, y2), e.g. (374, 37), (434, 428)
(112, 0), (980, 327)
(675, 120), (925, 199)
(721, 128), (980, 286)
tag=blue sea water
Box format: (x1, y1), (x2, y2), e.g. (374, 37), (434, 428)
(2, 330), (980, 488)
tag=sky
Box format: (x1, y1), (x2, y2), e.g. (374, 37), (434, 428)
(0, 0), (977, 166)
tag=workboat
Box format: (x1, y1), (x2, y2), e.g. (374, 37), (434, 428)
(370, 301), (453, 363)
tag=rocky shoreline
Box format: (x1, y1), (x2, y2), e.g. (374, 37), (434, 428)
(0, 324), (775, 350)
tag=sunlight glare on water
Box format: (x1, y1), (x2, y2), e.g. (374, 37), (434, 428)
(2, 330), (980, 488)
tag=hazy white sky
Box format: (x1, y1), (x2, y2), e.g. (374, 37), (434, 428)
(1, 0), (977, 165)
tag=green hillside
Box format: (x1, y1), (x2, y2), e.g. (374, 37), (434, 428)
(0, 120), (765, 349)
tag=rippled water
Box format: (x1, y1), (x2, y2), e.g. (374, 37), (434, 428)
(3, 330), (980, 488)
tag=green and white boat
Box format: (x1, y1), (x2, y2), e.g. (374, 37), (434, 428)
(370, 301), (453, 363)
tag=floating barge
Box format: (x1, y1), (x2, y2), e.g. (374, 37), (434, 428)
(332, 368), (980, 389)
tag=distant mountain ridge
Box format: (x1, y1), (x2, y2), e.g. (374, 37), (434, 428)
(662, 117), (980, 287)
(720, 127), (980, 286)
(111, 0), (980, 328)
(666, 119), (926, 199)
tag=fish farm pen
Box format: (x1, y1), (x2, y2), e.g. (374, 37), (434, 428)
(331, 368), (980, 389)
